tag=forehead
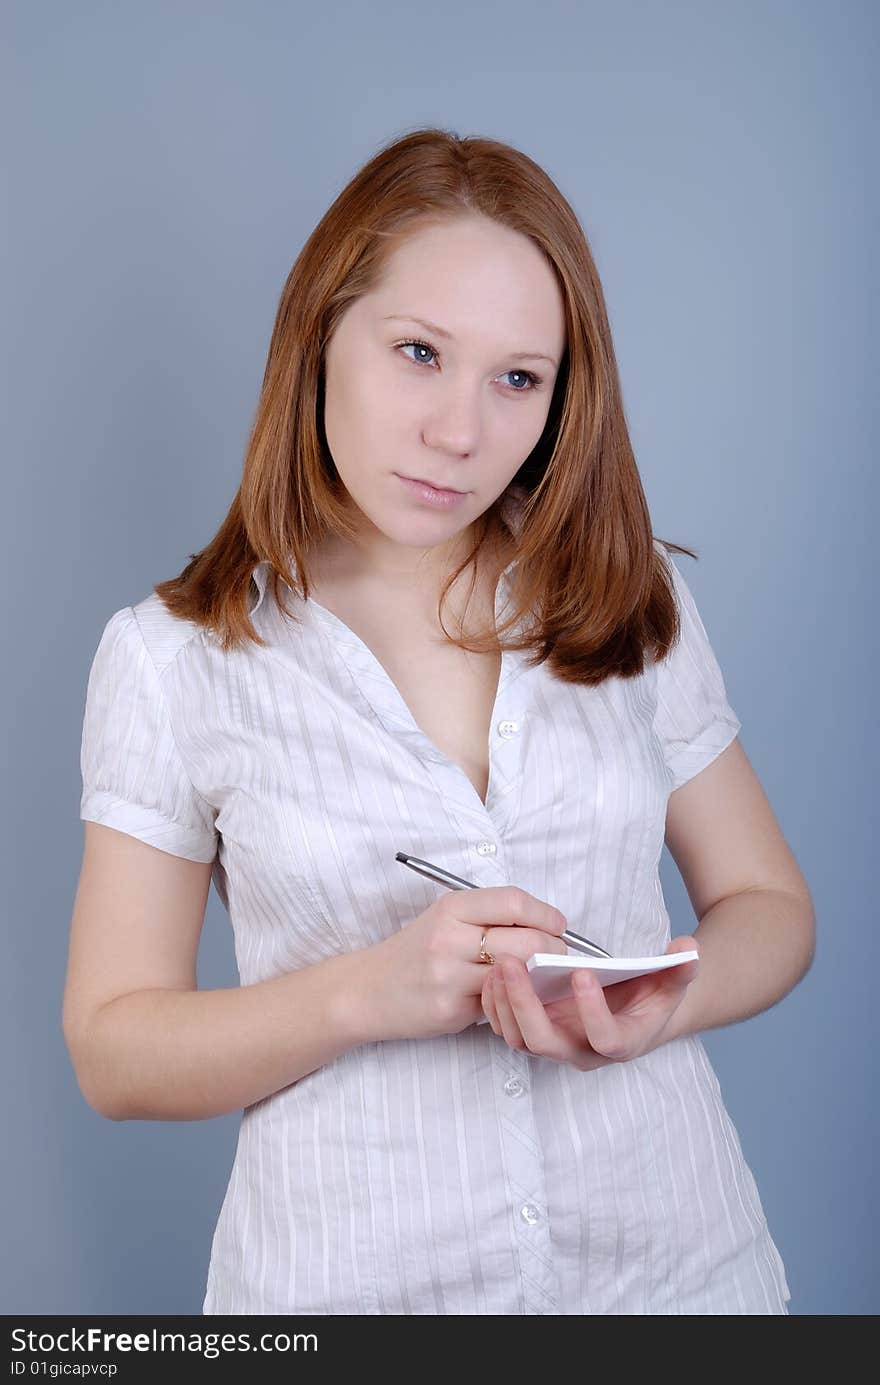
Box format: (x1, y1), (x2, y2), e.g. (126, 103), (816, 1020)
(364, 219), (566, 350)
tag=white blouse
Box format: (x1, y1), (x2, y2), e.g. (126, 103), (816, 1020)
(79, 510), (791, 1315)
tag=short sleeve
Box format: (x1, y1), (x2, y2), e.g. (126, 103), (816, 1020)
(652, 551), (742, 792)
(79, 607), (219, 861)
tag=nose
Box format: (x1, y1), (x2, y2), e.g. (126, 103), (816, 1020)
(421, 379), (482, 457)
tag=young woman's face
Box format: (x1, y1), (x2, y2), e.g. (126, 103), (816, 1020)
(321, 214), (566, 567)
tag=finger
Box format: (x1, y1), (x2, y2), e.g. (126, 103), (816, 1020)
(451, 884), (567, 939)
(668, 934), (699, 958)
(481, 972), (502, 1036)
(664, 936), (701, 985)
(585, 940), (700, 1020)
(640, 941), (700, 1005)
(569, 969), (627, 1059)
(492, 967), (527, 1050)
(491, 926), (570, 962)
(603, 965), (686, 1015)
(496, 958), (562, 1056)
(464, 920), (568, 975)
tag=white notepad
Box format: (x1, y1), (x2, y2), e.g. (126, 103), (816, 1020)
(475, 950), (699, 1025)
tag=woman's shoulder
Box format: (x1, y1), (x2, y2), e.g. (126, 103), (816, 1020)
(127, 591), (209, 676)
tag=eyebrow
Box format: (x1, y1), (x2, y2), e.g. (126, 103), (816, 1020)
(381, 314), (559, 368)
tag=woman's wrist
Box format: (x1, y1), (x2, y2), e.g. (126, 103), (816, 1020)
(326, 943), (389, 1049)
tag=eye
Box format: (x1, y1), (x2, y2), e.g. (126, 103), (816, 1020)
(398, 338), (438, 367)
(395, 339), (542, 394)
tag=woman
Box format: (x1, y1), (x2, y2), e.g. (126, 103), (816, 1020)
(64, 128), (815, 1314)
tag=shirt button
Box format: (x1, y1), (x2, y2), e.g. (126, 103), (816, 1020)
(476, 841), (497, 856)
(503, 1075), (525, 1097)
(520, 1203), (541, 1225)
(497, 719), (521, 738)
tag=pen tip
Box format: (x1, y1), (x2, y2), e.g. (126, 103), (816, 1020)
(394, 852), (408, 862)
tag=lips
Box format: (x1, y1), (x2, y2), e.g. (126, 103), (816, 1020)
(401, 474), (466, 495)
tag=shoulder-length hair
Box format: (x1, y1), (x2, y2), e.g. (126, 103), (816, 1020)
(155, 126), (697, 684)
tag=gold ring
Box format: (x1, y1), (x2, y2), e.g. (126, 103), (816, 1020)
(479, 932), (495, 965)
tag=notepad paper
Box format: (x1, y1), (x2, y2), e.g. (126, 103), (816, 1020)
(475, 950), (699, 1026)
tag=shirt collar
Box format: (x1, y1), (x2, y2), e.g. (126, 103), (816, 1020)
(249, 560), (272, 616)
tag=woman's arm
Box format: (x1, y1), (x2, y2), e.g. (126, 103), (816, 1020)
(64, 823), (379, 1122)
(661, 737), (816, 1040)
(75, 952), (377, 1121)
(661, 885), (815, 1043)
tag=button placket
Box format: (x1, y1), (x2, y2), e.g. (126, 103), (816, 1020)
(422, 556), (532, 832)
(488, 1040), (560, 1312)
(421, 687), (528, 845)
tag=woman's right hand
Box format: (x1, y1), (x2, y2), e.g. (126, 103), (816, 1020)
(357, 887), (570, 1042)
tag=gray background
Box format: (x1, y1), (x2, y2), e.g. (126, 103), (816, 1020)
(3, 0), (875, 1316)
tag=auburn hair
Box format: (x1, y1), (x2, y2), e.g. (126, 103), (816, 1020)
(155, 126), (698, 685)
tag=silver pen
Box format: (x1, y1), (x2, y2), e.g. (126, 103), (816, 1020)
(394, 852), (613, 959)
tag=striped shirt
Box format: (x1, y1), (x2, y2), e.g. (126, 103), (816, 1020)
(79, 509), (791, 1314)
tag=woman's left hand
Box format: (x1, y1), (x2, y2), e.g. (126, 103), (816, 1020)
(480, 937), (700, 1070)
